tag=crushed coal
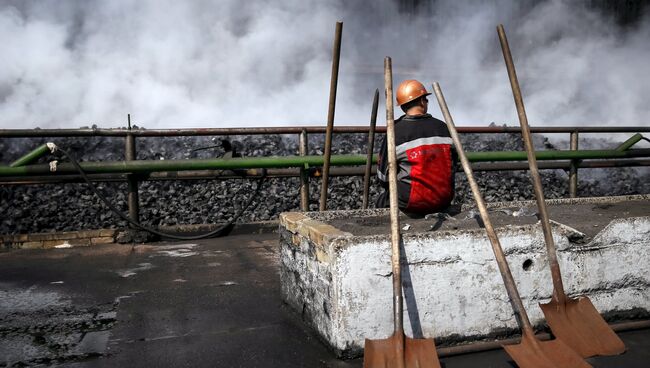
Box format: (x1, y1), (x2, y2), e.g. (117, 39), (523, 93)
(1, 128), (648, 235)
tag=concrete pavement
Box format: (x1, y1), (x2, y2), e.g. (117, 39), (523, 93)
(1, 230), (648, 367)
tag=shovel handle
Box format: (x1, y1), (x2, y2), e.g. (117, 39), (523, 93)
(384, 57), (404, 336)
(497, 24), (566, 303)
(433, 83), (535, 335)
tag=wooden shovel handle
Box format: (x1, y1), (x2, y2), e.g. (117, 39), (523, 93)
(497, 24), (566, 303)
(432, 82), (535, 334)
(384, 57), (404, 335)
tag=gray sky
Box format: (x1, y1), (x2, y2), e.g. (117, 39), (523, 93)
(1, 0), (649, 128)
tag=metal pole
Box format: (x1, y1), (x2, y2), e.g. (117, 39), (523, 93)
(4, 149), (650, 177)
(319, 21), (343, 211)
(615, 133), (644, 151)
(126, 114), (140, 225)
(2, 126), (650, 138)
(5, 158), (650, 185)
(362, 89), (379, 209)
(569, 131), (579, 198)
(299, 130), (310, 211)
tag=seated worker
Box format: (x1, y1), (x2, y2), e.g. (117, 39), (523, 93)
(376, 79), (457, 216)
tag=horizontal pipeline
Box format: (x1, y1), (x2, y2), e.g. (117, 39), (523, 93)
(1, 126), (649, 137)
(1, 149), (650, 177)
(2, 159), (649, 185)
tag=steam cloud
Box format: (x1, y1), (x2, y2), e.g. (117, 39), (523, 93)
(0, 0), (649, 128)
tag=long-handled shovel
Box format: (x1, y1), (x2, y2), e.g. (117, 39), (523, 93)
(433, 82), (590, 368)
(497, 24), (626, 358)
(363, 57), (441, 368)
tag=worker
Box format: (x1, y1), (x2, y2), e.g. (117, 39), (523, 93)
(376, 79), (457, 216)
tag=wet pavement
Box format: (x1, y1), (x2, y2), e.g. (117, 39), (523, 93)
(1, 230), (648, 367)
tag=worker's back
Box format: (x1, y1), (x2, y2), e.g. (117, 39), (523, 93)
(377, 113), (456, 215)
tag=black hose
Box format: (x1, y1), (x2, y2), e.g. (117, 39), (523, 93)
(56, 148), (266, 240)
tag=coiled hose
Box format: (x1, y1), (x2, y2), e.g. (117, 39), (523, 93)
(56, 147), (266, 240)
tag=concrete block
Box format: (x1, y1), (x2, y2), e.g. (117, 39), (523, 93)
(99, 229), (118, 237)
(42, 238), (91, 249)
(20, 241), (44, 249)
(75, 230), (102, 239)
(0, 234), (29, 242)
(280, 212), (308, 233)
(279, 196), (650, 357)
(28, 232), (78, 241)
(91, 237), (115, 245)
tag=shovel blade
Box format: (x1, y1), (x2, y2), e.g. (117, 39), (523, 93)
(503, 332), (591, 368)
(540, 296), (626, 358)
(364, 333), (441, 368)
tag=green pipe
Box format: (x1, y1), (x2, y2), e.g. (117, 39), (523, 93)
(615, 133), (643, 151)
(1, 149), (649, 177)
(10, 143), (54, 167)
(466, 149), (650, 161)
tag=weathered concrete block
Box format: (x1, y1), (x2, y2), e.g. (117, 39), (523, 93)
(20, 241), (44, 249)
(279, 196), (650, 357)
(91, 237), (115, 245)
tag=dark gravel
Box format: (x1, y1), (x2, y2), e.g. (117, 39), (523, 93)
(1, 127), (648, 234)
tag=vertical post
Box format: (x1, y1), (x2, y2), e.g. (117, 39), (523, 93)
(319, 21), (343, 211)
(362, 89), (379, 209)
(126, 114), (140, 226)
(569, 131), (579, 198)
(299, 130), (310, 211)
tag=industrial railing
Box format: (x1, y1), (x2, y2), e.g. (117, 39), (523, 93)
(1, 125), (649, 224)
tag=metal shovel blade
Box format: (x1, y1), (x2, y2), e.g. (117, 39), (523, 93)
(364, 334), (441, 368)
(540, 296), (626, 358)
(503, 332), (592, 368)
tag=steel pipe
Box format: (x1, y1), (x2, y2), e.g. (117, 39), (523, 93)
(320, 21), (343, 211)
(362, 89), (379, 209)
(3, 126), (649, 138)
(569, 131), (579, 198)
(616, 133), (644, 151)
(125, 115), (140, 225)
(2, 149), (650, 177)
(10, 144), (54, 167)
(2, 158), (649, 185)
(299, 130), (310, 211)
(437, 320), (650, 358)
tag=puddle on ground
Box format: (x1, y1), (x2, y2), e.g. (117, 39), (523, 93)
(116, 262), (154, 278)
(0, 284), (70, 313)
(0, 282), (117, 366)
(218, 281), (237, 287)
(153, 243), (199, 258)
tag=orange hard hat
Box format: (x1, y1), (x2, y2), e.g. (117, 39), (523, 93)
(396, 79), (431, 106)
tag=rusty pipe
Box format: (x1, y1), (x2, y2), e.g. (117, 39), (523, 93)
(362, 89), (379, 209)
(319, 21), (343, 211)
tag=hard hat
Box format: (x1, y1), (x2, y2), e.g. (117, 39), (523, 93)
(396, 80), (431, 106)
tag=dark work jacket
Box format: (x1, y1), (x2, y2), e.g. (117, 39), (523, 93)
(377, 113), (457, 215)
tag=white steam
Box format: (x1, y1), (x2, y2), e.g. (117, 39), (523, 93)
(0, 0), (649, 128)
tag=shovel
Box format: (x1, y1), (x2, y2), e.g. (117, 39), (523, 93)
(433, 82), (590, 368)
(497, 24), (626, 358)
(363, 57), (441, 368)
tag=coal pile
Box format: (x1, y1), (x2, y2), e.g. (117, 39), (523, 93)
(1, 129), (648, 235)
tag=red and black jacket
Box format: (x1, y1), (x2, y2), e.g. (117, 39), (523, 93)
(377, 113), (457, 214)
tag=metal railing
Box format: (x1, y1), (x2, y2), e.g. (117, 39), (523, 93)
(1, 125), (649, 223)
